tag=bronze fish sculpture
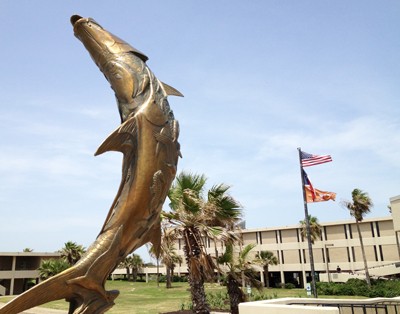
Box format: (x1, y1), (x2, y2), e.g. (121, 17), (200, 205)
(0, 15), (182, 314)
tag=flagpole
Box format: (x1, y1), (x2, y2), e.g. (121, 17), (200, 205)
(298, 147), (318, 298)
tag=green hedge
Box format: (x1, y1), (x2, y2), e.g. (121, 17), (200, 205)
(317, 278), (400, 297)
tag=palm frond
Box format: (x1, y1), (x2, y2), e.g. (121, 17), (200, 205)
(239, 243), (257, 261)
(341, 188), (373, 222)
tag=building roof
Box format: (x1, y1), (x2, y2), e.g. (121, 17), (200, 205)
(0, 252), (61, 257)
(241, 216), (393, 233)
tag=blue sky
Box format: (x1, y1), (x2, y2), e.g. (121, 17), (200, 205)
(1, 1), (399, 261)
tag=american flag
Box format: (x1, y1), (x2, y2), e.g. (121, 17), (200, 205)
(301, 150), (332, 167)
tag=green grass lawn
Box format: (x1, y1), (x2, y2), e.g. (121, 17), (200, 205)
(0, 280), (317, 314)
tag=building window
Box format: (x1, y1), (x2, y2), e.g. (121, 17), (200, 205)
(346, 247), (351, 262)
(349, 225), (353, 239)
(373, 246), (378, 261)
(324, 226), (328, 240)
(371, 222), (375, 237)
(303, 249), (307, 263)
(351, 247), (356, 262)
(280, 250), (285, 264)
(344, 225), (348, 239)
(376, 222), (381, 237)
(275, 230), (281, 244)
(322, 248), (325, 263)
(379, 245), (384, 261)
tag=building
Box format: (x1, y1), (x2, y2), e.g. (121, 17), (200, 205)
(0, 252), (60, 295)
(172, 194), (400, 288)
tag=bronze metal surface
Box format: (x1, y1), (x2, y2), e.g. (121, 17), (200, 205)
(0, 15), (182, 314)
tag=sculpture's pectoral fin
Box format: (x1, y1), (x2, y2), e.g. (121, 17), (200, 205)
(95, 116), (137, 156)
(161, 82), (184, 97)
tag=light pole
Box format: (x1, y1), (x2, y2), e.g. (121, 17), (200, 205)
(324, 244), (334, 283)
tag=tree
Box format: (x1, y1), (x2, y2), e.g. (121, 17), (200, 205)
(131, 254), (143, 282)
(256, 250), (278, 288)
(38, 259), (70, 280)
(342, 188), (373, 287)
(59, 241), (85, 266)
(205, 183), (243, 284)
(120, 255), (133, 281)
(300, 215), (322, 244)
(118, 254), (143, 281)
(149, 223), (182, 288)
(164, 171), (242, 314)
(218, 243), (262, 314)
(23, 248), (33, 252)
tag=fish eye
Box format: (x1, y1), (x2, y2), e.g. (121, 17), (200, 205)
(87, 19), (102, 29)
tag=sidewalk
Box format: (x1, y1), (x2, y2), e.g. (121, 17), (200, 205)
(0, 303), (65, 313)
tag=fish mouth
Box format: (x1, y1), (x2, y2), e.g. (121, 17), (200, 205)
(70, 14), (82, 26)
(71, 14), (87, 36)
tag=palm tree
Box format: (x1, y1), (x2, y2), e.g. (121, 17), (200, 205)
(299, 215), (322, 244)
(120, 255), (133, 281)
(256, 250), (278, 288)
(131, 254), (144, 282)
(59, 241), (85, 266)
(164, 172), (211, 313)
(149, 223), (183, 288)
(164, 171), (242, 314)
(342, 188), (373, 287)
(38, 259), (70, 280)
(205, 183), (243, 284)
(218, 243), (262, 314)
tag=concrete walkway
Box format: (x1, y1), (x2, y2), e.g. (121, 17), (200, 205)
(0, 303), (65, 313)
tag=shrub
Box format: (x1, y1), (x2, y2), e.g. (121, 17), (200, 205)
(317, 278), (400, 298)
(284, 283), (296, 289)
(158, 275), (166, 283)
(206, 291), (229, 310)
(250, 292), (277, 301)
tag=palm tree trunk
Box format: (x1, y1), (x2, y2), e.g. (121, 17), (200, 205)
(241, 270), (245, 293)
(264, 266), (270, 288)
(166, 266), (172, 289)
(214, 239), (221, 284)
(156, 259), (160, 288)
(190, 275), (209, 314)
(132, 267), (138, 282)
(356, 221), (371, 287)
(227, 274), (245, 314)
(183, 228), (210, 314)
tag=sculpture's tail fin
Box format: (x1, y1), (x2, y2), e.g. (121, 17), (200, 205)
(0, 267), (77, 314)
(0, 227), (122, 314)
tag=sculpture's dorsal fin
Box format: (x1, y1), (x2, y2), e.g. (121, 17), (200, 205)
(95, 116), (137, 156)
(161, 82), (184, 97)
